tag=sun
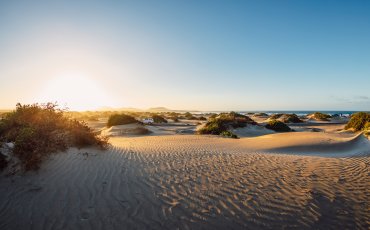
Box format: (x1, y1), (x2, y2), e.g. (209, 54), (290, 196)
(37, 72), (115, 111)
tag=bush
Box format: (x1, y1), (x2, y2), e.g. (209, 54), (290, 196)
(197, 112), (257, 135)
(270, 114), (283, 119)
(265, 120), (291, 132)
(198, 116), (207, 121)
(345, 112), (370, 132)
(280, 114), (303, 123)
(151, 114), (168, 123)
(254, 113), (268, 117)
(220, 131), (238, 139)
(311, 112), (331, 121)
(0, 103), (109, 170)
(107, 114), (138, 127)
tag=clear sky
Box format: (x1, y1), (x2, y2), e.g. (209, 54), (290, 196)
(0, 0), (369, 111)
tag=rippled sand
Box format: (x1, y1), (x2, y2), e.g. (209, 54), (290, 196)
(0, 134), (369, 230)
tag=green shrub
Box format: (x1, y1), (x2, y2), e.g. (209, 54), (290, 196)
(197, 112), (256, 135)
(254, 113), (268, 117)
(345, 112), (370, 131)
(107, 114), (138, 127)
(270, 114), (283, 119)
(312, 112), (331, 121)
(198, 116), (207, 121)
(281, 114), (303, 123)
(0, 103), (109, 170)
(265, 120), (291, 132)
(220, 131), (238, 139)
(151, 114), (168, 123)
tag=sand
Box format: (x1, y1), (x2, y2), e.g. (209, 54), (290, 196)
(0, 133), (369, 229)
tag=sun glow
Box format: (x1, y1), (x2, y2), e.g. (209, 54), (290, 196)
(37, 72), (116, 111)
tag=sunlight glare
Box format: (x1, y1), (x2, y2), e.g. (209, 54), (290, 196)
(37, 72), (116, 111)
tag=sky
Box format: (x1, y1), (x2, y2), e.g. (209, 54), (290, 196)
(0, 0), (369, 111)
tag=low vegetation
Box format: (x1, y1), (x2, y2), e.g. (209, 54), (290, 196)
(270, 114), (283, 119)
(220, 131), (238, 139)
(265, 120), (292, 132)
(107, 114), (138, 127)
(198, 116), (207, 121)
(0, 103), (109, 170)
(280, 114), (303, 123)
(197, 112), (256, 136)
(345, 112), (370, 132)
(254, 113), (268, 117)
(311, 112), (331, 121)
(151, 114), (168, 123)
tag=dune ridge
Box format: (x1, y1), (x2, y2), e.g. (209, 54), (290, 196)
(0, 135), (369, 229)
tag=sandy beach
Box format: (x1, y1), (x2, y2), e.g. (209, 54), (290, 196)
(1, 131), (369, 230)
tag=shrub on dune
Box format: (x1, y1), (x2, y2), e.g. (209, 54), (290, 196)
(0, 103), (109, 170)
(280, 114), (303, 123)
(198, 116), (207, 121)
(197, 112), (256, 135)
(254, 113), (268, 117)
(107, 114), (138, 127)
(270, 114), (283, 119)
(151, 114), (168, 123)
(345, 112), (370, 132)
(265, 120), (292, 132)
(311, 112), (331, 121)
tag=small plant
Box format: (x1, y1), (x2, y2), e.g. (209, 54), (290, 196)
(107, 114), (138, 127)
(265, 119), (291, 132)
(220, 131), (238, 139)
(151, 114), (168, 123)
(345, 112), (370, 131)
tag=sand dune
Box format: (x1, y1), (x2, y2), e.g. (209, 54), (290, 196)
(0, 134), (369, 229)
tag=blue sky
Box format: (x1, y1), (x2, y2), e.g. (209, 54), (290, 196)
(0, 0), (369, 110)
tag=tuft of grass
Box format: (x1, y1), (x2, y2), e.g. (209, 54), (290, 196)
(220, 131), (238, 139)
(265, 119), (291, 132)
(0, 103), (109, 170)
(107, 114), (138, 127)
(345, 112), (370, 132)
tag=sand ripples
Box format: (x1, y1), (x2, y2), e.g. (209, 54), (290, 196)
(0, 135), (369, 230)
